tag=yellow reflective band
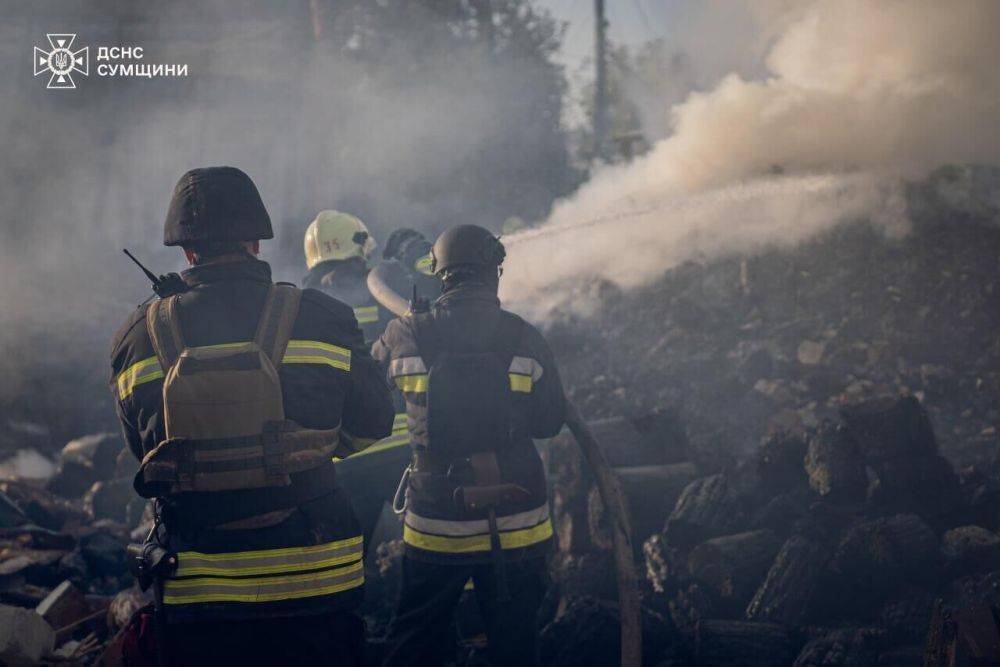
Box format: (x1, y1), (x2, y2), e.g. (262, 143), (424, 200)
(117, 357), (164, 400)
(414, 254), (434, 276)
(163, 560), (364, 605)
(509, 373), (533, 393)
(194, 342), (249, 351)
(354, 306), (379, 324)
(403, 518), (553, 554)
(395, 374), (428, 392)
(389, 357), (427, 376)
(283, 340), (351, 372)
(393, 413), (408, 429)
(173, 536), (363, 578)
(342, 433), (411, 459)
(118, 340), (351, 401)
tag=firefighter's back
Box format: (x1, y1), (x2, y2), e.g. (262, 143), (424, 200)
(110, 167), (393, 666)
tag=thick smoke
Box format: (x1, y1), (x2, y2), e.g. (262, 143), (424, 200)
(502, 0), (1000, 316)
(0, 2), (573, 440)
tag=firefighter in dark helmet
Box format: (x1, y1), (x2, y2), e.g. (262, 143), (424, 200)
(373, 225), (566, 667)
(366, 227), (441, 316)
(109, 167), (393, 666)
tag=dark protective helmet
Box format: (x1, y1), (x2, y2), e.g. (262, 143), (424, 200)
(430, 225), (505, 275)
(383, 227), (425, 261)
(163, 166), (273, 247)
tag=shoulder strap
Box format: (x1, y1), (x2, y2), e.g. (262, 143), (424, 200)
(493, 312), (525, 366)
(145, 295), (186, 372)
(254, 284), (302, 365)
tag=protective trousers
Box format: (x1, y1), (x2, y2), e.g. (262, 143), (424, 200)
(382, 556), (546, 667)
(165, 611), (364, 666)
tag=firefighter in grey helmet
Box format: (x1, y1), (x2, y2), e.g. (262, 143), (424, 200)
(373, 225), (567, 666)
(110, 167), (393, 665)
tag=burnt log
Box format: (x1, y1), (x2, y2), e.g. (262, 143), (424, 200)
(746, 535), (831, 626)
(585, 414), (688, 467)
(795, 500), (865, 543)
(547, 431), (595, 554)
(878, 587), (935, 645)
(749, 492), (809, 537)
(588, 463), (699, 550)
(84, 479), (132, 524)
(664, 474), (741, 550)
(803, 421), (867, 504)
(554, 488), (595, 554)
(941, 525), (1000, 577)
(643, 533), (686, 594)
(539, 597), (685, 667)
(756, 432), (809, 494)
(694, 619), (793, 667)
(792, 628), (884, 667)
(829, 514), (940, 614)
(941, 569), (1000, 609)
(552, 551), (618, 604)
(868, 454), (962, 525)
(688, 530), (782, 609)
(840, 395), (937, 463)
(668, 583), (715, 635)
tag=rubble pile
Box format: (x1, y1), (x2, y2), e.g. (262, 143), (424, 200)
(540, 395), (1000, 665)
(0, 434), (146, 665)
(550, 166), (1000, 470)
(531, 167), (1000, 665)
(0, 167), (995, 664)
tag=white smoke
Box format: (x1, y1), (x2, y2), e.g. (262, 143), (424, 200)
(503, 0), (1000, 316)
(0, 449), (56, 481)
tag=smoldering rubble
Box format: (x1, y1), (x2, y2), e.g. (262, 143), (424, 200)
(0, 166), (997, 665)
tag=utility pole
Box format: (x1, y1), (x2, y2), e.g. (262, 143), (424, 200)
(593, 0), (609, 162)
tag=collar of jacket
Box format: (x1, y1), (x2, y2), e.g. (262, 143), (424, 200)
(302, 259), (368, 291)
(436, 282), (499, 308)
(181, 257), (272, 288)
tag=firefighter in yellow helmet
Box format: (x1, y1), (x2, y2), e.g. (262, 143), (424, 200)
(303, 211), (412, 555)
(303, 210), (384, 343)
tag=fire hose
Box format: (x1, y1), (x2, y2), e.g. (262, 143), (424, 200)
(564, 402), (642, 667)
(369, 270), (643, 667)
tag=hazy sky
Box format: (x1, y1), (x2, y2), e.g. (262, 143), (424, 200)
(540, 0), (670, 67)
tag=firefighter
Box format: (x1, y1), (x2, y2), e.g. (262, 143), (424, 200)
(110, 167), (394, 666)
(366, 228), (441, 328)
(374, 225), (566, 667)
(302, 212), (411, 551)
(303, 210), (385, 342)
(372, 227), (440, 303)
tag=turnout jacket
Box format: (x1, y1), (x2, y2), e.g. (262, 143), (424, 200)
(110, 259), (394, 621)
(305, 260), (412, 464)
(372, 282), (566, 563)
(303, 260), (389, 345)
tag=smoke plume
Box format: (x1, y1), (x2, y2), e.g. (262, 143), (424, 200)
(502, 0), (1000, 316)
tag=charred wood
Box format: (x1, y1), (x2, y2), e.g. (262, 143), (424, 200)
(746, 535), (831, 626)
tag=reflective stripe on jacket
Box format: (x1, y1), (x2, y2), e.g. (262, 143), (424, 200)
(109, 259), (394, 620)
(163, 535), (364, 606)
(372, 282), (566, 563)
(402, 504), (553, 555)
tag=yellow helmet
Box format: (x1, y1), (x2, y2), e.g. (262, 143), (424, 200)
(303, 210), (377, 269)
